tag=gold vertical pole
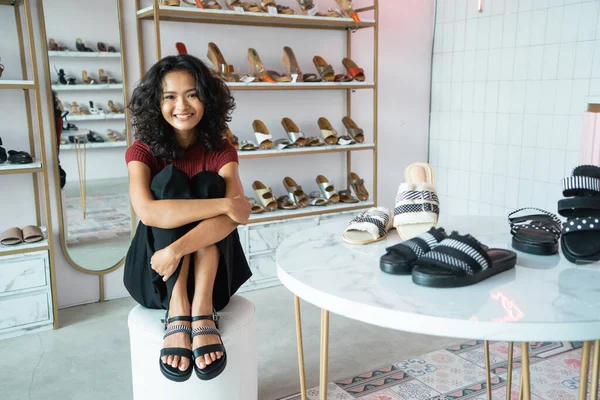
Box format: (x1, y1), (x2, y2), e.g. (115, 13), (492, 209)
(506, 342), (514, 400)
(346, 28), (352, 192)
(484, 341), (492, 400)
(518, 365), (524, 400)
(294, 296), (307, 400)
(153, 0), (162, 60)
(591, 341), (600, 400)
(14, 4), (41, 226)
(99, 274), (105, 302)
(136, 0), (146, 76)
(579, 341), (592, 400)
(372, 0), (379, 206)
(320, 309), (330, 400)
(520, 343), (531, 400)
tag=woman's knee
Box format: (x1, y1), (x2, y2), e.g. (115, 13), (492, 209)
(190, 171), (226, 199)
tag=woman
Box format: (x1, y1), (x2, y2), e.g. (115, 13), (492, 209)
(124, 54), (252, 382)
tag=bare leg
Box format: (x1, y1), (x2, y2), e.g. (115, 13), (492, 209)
(191, 244), (223, 369)
(161, 255), (192, 371)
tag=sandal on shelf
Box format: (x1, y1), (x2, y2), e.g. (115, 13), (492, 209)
(283, 176), (309, 207)
(342, 57), (366, 81)
(240, 140), (258, 151)
(191, 312), (227, 381)
(223, 128), (239, 150)
(159, 0), (182, 5)
(277, 195), (299, 210)
(22, 225), (43, 243)
(305, 136), (325, 147)
(348, 171), (369, 201)
(247, 48), (276, 82)
(508, 208), (562, 255)
(260, 0), (276, 12)
(276, 4), (295, 14)
(176, 42), (188, 55)
(342, 207), (392, 245)
(0, 146), (6, 164)
(252, 180), (278, 211)
(393, 162), (438, 240)
(316, 174), (339, 203)
(86, 131), (105, 143)
(313, 56), (335, 82)
(338, 189), (359, 203)
(380, 227), (448, 275)
(97, 42), (108, 52)
(412, 232), (517, 288)
(242, 2), (263, 12)
(182, 0), (223, 9)
(247, 197), (265, 213)
(281, 117), (307, 146)
(0, 227), (23, 246)
(335, 0), (354, 18)
(318, 117), (338, 144)
(8, 150), (33, 164)
(296, 0), (317, 15)
(159, 313), (193, 382)
(75, 38), (93, 52)
(107, 100), (124, 114)
(308, 191), (329, 206)
(252, 120), (274, 149)
(275, 138), (296, 150)
(82, 70), (95, 84)
(342, 116), (365, 143)
(71, 102), (81, 115)
(107, 130), (124, 142)
(225, 0), (243, 9)
(282, 46), (304, 82)
(333, 73), (353, 82)
(207, 42), (240, 82)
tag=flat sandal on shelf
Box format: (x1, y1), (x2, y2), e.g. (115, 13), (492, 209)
(281, 117), (307, 147)
(207, 42), (239, 82)
(252, 181), (278, 211)
(252, 120), (274, 149)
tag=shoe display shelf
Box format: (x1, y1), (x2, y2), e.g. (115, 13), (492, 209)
(136, 0), (379, 291)
(0, 0), (59, 339)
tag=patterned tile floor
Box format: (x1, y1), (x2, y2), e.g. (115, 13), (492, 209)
(278, 341), (597, 400)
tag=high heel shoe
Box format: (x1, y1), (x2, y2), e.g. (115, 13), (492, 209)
(75, 38), (93, 52)
(82, 70), (95, 84)
(207, 43), (239, 82)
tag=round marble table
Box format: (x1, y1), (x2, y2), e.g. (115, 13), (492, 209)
(276, 215), (600, 400)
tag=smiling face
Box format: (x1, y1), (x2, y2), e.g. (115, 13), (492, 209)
(160, 70), (204, 137)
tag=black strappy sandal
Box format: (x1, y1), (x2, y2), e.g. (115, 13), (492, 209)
(380, 227), (447, 275)
(508, 208), (562, 255)
(412, 232), (517, 288)
(159, 313), (194, 382)
(192, 311), (227, 381)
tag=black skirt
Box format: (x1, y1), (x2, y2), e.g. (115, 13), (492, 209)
(123, 165), (251, 312)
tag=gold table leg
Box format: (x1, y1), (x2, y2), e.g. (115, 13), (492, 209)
(293, 296), (307, 400)
(591, 341), (600, 400)
(579, 341), (592, 400)
(320, 309), (330, 400)
(484, 341), (492, 400)
(506, 342), (514, 400)
(520, 343), (531, 400)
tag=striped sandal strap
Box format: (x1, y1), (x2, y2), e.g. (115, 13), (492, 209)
(418, 232), (491, 276)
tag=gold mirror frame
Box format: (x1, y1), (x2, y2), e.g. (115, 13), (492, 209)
(37, 0), (135, 301)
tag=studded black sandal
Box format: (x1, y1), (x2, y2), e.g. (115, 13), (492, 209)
(159, 313), (193, 382)
(192, 311), (227, 381)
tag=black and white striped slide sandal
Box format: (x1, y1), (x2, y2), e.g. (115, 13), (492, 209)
(380, 227), (448, 275)
(412, 232), (517, 288)
(508, 208), (562, 255)
(159, 313), (194, 382)
(561, 165), (600, 198)
(342, 207), (392, 245)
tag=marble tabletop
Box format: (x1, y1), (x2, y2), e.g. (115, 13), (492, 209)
(276, 215), (600, 342)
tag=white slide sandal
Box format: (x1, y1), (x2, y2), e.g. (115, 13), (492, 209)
(343, 207), (392, 245)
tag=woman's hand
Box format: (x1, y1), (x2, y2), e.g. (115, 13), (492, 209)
(150, 246), (181, 282)
(226, 195), (252, 225)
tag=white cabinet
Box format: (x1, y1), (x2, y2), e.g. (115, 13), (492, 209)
(237, 210), (360, 293)
(0, 251), (54, 340)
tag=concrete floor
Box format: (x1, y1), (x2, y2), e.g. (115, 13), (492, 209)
(0, 285), (459, 400)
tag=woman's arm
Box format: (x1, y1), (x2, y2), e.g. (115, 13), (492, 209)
(168, 161), (250, 259)
(128, 161), (232, 229)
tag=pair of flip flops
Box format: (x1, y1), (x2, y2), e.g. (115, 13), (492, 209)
(0, 226), (44, 245)
(557, 165), (600, 264)
(380, 227), (517, 288)
(159, 310), (226, 382)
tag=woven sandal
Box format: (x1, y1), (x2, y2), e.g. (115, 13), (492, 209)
(508, 208), (562, 255)
(159, 313), (193, 382)
(192, 312), (227, 381)
(412, 232), (517, 288)
(380, 227), (447, 275)
(342, 207), (392, 245)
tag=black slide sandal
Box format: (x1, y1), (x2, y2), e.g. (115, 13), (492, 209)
(558, 197), (600, 219)
(192, 312), (227, 381)
(560, 216), (600, 264)
(508, 208), (562, 255)
(561, 165), (600, 198)
(380, 227), (447, 275)
(412, 232), (517, 288)
(159, 314), (194, 382)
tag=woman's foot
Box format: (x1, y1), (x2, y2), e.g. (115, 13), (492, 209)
(161, 304), (192, 372)
(192, 308), (224, 369)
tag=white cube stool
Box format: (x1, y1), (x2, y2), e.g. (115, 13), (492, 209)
(128, 295), (257, 400)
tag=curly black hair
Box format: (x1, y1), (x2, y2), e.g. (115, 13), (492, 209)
(128, 54), (235, 160)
